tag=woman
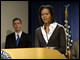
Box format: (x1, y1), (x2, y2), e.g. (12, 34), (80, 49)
(35, 5), (66, 54)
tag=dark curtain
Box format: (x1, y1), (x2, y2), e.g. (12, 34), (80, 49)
(28, 1), (79, 47)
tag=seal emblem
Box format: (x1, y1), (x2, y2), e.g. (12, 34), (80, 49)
(1, 50), (11, 59)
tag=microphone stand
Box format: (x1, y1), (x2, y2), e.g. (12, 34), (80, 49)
(45, 27), (48, 48)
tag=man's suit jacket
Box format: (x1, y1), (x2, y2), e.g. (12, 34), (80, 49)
(71, 40), (79, 59)
(35, 24), (66, 54)
(5, 32), (32, 48)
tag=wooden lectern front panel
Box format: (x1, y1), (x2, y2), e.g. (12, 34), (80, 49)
(1, 48), (67, 59)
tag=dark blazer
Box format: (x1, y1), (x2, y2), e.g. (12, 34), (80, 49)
(5, 32), (32, 48)
(35, 24), (66, 54)
(71, 40), (79, 59)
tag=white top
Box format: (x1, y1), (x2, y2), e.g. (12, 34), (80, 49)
(41, 22), (57, 44)
(15, 31), (22, 40)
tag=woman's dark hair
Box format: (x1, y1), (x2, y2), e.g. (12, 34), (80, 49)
(13, 18), (22, 24)
(39, 5), (56, 26)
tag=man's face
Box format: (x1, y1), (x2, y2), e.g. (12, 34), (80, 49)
(13, 20), (22, 32)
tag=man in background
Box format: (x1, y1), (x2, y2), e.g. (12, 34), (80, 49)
(70, 40), (79, 59)
(5, 18), (32, 48)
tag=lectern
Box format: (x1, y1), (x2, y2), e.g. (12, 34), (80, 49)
(1, 48), (67, 59)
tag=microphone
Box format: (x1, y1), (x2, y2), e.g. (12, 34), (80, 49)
(44, 26), (46, 30)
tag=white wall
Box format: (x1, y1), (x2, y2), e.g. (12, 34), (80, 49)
(1, 1), (28, 49)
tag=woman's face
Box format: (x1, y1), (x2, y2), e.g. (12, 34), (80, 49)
(41, 8), (52, 24)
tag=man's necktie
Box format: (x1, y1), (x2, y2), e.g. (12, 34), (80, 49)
(16, 34), (19, 47)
